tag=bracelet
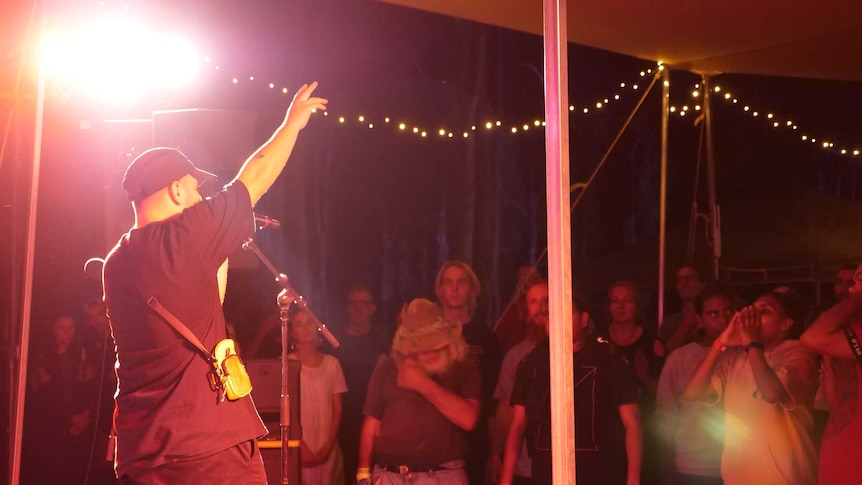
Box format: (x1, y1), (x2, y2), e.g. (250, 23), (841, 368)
(744, 342), (765, 353)
(356, 468), (371, 481)
(712, 340), (727, 352)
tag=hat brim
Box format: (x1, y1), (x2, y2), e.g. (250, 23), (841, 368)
(191, 167), (218, 184)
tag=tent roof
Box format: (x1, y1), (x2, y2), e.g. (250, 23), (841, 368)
(378, 0), (862, 82)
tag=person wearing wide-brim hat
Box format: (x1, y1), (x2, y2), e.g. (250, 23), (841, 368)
(357, 298), (480, 485)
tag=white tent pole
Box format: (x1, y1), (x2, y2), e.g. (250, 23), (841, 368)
(702, 76), (721, 278)
(542, 0), (575, 483)
(11, 29), (45, 485)
(658, 67), (669, 327)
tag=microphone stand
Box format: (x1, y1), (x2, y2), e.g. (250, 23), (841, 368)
(242, 238), (340, 484)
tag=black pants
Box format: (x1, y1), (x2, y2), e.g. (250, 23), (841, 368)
(119, 440), (266, 485)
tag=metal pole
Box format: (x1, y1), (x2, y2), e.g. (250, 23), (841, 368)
(542, 0), (575, 483)
(658, 67), (669, 327)
(702, 76), (721, 279)
(11, 22), (45, 485)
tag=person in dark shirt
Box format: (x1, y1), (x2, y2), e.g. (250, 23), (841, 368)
(597, 280), (665, 484)
(661, 264), (708, 354)
(331, 284), (389, 484)
(23, 314), (97, 484)
(501, 292), (643, 485)
(435, 260), (502, 484)
(102, 83), (326, 484)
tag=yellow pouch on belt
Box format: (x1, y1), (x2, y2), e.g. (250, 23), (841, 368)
(213, 339), (253, 400)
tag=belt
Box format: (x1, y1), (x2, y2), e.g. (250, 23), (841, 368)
(379, 464), (457, 475)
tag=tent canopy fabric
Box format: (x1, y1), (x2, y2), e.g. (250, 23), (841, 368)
(378, 0), (862, 82)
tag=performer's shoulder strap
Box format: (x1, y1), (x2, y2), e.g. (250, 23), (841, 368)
(147, 297), (213, 362)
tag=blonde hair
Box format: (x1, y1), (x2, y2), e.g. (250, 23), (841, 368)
(434, 260), (481, 313)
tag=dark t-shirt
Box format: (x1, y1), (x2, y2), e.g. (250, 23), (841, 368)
(510, 338), (640, 485)
(103, 182), (266, 477)
(363, 357), (481, 469)
(331, 327), (390, 435)
(460, 316), (502, 480)
(461, 317), (502, 417)
(595, 324), (665, 404)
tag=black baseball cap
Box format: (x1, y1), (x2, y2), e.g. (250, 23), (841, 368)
(122, 147), (218, 201)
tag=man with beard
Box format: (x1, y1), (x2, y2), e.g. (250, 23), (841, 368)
(833, 263), (857, 304)
(500, 292), (643, 485)
(357, 299), (481, 485)
(487, 280), (549, 484)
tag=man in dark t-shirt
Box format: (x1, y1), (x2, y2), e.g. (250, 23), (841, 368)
(331, 284), (389, 484)
(103, 83), (326, 484)
(500, 295), (642, 485)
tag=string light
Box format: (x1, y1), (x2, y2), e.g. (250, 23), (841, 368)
(708, 83), (862, 157)
(312, 69), (649, 139)
(206, 59), (860, 153)
(205, 57), (662, 139)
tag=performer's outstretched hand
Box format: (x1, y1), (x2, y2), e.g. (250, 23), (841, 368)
(285, 82), (328, 131)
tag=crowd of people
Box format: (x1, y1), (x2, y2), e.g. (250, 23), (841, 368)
(21, 300), (116, 484)
(20, 78), (862, 485)
(29, 258), (861, 485)
(249, 260), (861, 485)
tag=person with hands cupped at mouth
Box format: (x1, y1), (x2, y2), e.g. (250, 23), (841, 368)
(682, 289), (819, 485)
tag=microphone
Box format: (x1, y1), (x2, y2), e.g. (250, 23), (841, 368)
(254, 213), (281, 229)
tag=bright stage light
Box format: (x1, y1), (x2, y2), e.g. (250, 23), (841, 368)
(42, 16), (200, 104)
